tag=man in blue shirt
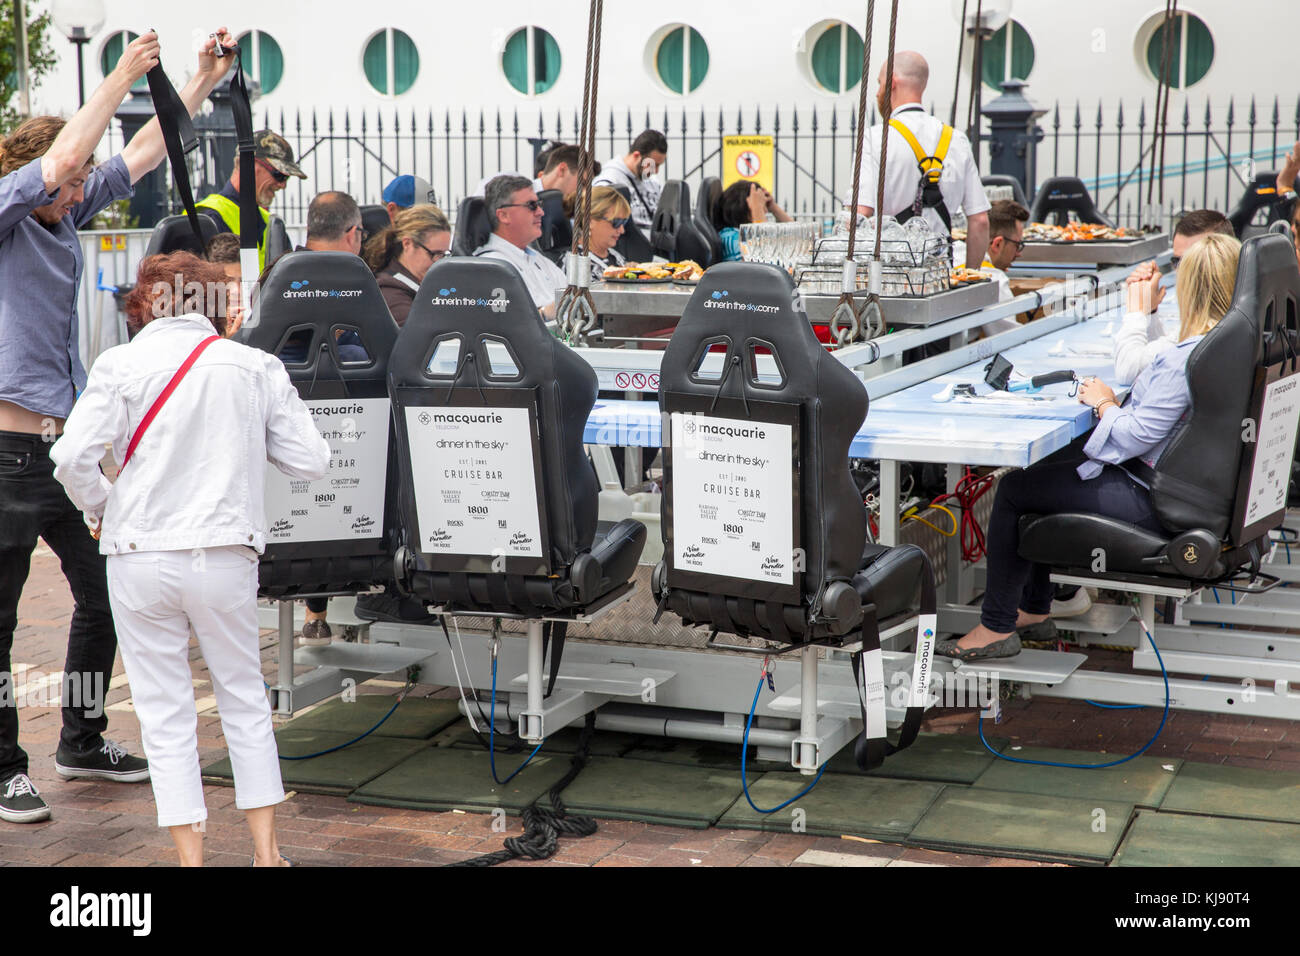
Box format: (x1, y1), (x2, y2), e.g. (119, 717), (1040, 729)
(0, 30), (237, 824)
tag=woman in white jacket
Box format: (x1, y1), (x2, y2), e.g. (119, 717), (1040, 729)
(51, 251), (329, 866)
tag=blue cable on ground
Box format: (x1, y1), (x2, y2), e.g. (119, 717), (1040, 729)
(741, 667), (826, 813)
(488, 651), (543, 785)
(979, 608), (1170, 770)
(280, 692), (407, 761)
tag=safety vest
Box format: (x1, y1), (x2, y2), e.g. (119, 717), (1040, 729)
(195, 192), (270, 271)
(888, 118), (955, 231)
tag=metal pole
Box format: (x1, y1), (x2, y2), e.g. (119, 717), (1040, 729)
(276, 599), (295, 711)
(75, 38), (86, 107)
(13, 0), (29, 117)
(798, 645), (819, 775)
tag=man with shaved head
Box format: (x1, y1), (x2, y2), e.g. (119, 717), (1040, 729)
(852, 50), (990, 269)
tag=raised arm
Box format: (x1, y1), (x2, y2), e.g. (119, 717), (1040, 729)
(120, 29), (236, 185)
(40, 32), (158, 193)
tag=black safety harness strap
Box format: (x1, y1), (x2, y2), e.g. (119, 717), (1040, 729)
(227, 52), (260, 282)
(144, 64), (205, 253)
(851, 545), (937, 770)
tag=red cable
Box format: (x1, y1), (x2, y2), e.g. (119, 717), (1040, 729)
(929, 468), (996, 563)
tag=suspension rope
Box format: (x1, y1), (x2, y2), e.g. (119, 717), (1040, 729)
(1154, 0), (1179, 213)
(949, 0), (968, 127)
(873, 1), (900, 263)
(964, 0), (983, 140)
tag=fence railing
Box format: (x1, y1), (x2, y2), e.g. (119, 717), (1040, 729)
(96, 93), (1300, 232)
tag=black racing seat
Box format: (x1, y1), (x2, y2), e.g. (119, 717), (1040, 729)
(452, 196), (493, 257)
(389, 257), (646, 620)
(650, 180), (713, 266)
(1228, 173), (1300, 239)
(235, 250), (402, 599)
(1018, 234), (1300, 588)
(536, 188), (571, 264)
(1029, 176), (1114, 228)
(981, 173), (1028, 207)
(264, 214), (293, 265)
(652, 261), (929, 646)
(695, 175), (723, 262)
(610, 185), (654, 262)
(359, 204), (391, 242)
(143, 213), (223, 257)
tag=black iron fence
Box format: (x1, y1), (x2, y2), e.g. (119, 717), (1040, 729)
(100, 94), (1300, 231)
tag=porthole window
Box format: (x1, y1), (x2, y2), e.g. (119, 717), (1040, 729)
(1143, 11), (1215, 88)
(100, 31), (146, 91)
(652, 25), (709, 95)
(363, 29), (419, 96)
(502, 26), (561, 96)
(806, 21), (864, 95)
(981, 19), (1035, 89)
(237, 31), (284, 95)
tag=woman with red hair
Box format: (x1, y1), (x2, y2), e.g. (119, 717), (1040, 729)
(51, 252), (328, 866)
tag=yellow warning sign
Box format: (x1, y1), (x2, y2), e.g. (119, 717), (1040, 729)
(99, 234), (127, 251)
(722, 135), (774, 194)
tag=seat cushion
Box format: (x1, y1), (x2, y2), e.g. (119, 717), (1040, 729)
(578, 518), (647, 602)
(853, 543), (925, 621)
(1018, 513), (1171, 574)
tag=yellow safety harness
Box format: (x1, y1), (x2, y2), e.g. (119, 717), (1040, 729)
(888, 117), (955, 230)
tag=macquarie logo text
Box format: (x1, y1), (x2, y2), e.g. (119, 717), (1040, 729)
(50, 886), (151, 936)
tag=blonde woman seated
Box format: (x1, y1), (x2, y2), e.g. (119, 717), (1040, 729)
(937, 233), (1242, 662)
(562, 186), (631, 273)
(361, 204), (452, 327)
(50, 251), (329, 865)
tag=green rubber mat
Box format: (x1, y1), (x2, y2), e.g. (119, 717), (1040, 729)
(1158, 761), (1300, 824)
(557, 756), (755, 829)
(349, 746), (571, 813)
(438, 720), (641, 756)
(281, 696), (462, 740)
(971, 747), (1181, 807)
(826, 732), (1010, 784)
(621, 736), (789, 772)
(1114, 809), (1300, 866)
(909, 788), (1133, 864)
(717, 772), (944, 839)
(202, 728), (429, 796)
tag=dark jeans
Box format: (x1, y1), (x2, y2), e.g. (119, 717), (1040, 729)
(981, 458), (1165, 632)
(0, 430), (116, 782)
(306, 597), (328, 613)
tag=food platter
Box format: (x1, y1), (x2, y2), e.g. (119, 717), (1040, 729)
(602, 259), (705, 283)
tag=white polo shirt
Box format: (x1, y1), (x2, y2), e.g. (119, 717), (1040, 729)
(473, 233), (567, 310)
(851, 103), (990, 234)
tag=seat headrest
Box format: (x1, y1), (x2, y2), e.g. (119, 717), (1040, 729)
(143, 214), (223, 258)
(981, 173), (1028, 206)
(359, 205), (391, 239)
(389, 257), (554, 387)
(1234, 233), (1300, 364)
(239, 250), (398, 379)
(264, 215), (293, 264)
(452, 196), (493, 257)
(1030, 176), (1112, 227)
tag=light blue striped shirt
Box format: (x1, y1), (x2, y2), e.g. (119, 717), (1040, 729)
(1079, 334), (1204, 482)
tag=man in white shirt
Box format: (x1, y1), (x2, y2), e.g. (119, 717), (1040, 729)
(979, 200), (1029, 335)
(852, 51), (990, 268)
(474, 175), (567, 318)
(1114, 209), (1235, 384)
(593, 130), (668, 233)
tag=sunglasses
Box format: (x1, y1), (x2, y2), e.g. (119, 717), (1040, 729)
(257, 159), (290, 183)
(597, 216), (629, 229)
(999, 237), (1026, 251)
(501, 200), (543, 213)
(347, 223), (371, 243)
(415, 241), (447, 262)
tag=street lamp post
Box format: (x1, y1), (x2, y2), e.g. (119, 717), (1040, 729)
(51, 0), (105, 108)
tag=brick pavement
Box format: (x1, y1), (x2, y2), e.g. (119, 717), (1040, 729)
(4, 544), (1296, 867)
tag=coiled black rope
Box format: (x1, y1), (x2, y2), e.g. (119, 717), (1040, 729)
(445, 712), (599, 867)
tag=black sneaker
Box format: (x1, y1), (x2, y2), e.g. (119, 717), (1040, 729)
(299, 619), (332, 646)
(54, 739), (150, 783)
(0, 773), (51, 823)
(354, 591), (435, 625)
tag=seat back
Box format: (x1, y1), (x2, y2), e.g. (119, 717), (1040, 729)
(388, 258), (598, 585)
(1152, 234), (1300, 543)
(1029, 176), (1114, 227)
(264, 214), (293, 264)
(359, 204), (391, 241)
(657, 262), (867, 642)
(452, 196), (493, 256)
(1228, 173), (1300, 238)
(236, 251), (402, 598)
(650, 180), (713, 266)
(695, 176), (723, 262)
(981, 173), (1028, 206)
(143, 213), (223, 257)
(610, 185), (655, 261)
(536, 188), (572, 264)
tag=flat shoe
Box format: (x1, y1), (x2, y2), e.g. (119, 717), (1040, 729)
(934, 633), (1022, 662)
(249, 855), (293, 866)
(1017, 619), (1058, 643)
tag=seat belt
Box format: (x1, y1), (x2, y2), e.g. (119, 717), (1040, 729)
(851, 547), (937, 770)
(227, 52), (260, 293)
(888, 119), (955, 232)
(144, 65), (205, 253)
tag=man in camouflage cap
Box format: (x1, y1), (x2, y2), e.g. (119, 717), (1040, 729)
(196, 129), (307, 271)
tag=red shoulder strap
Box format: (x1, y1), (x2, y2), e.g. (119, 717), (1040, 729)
(120, 335), (221, 471)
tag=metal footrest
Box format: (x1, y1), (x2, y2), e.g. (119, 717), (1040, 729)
(508, 662), (675, 697)
(948, 647), (1088, 684)
(294, 642), (436, 675)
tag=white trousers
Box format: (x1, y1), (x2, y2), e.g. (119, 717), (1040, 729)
(106, 547), (284, 827)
